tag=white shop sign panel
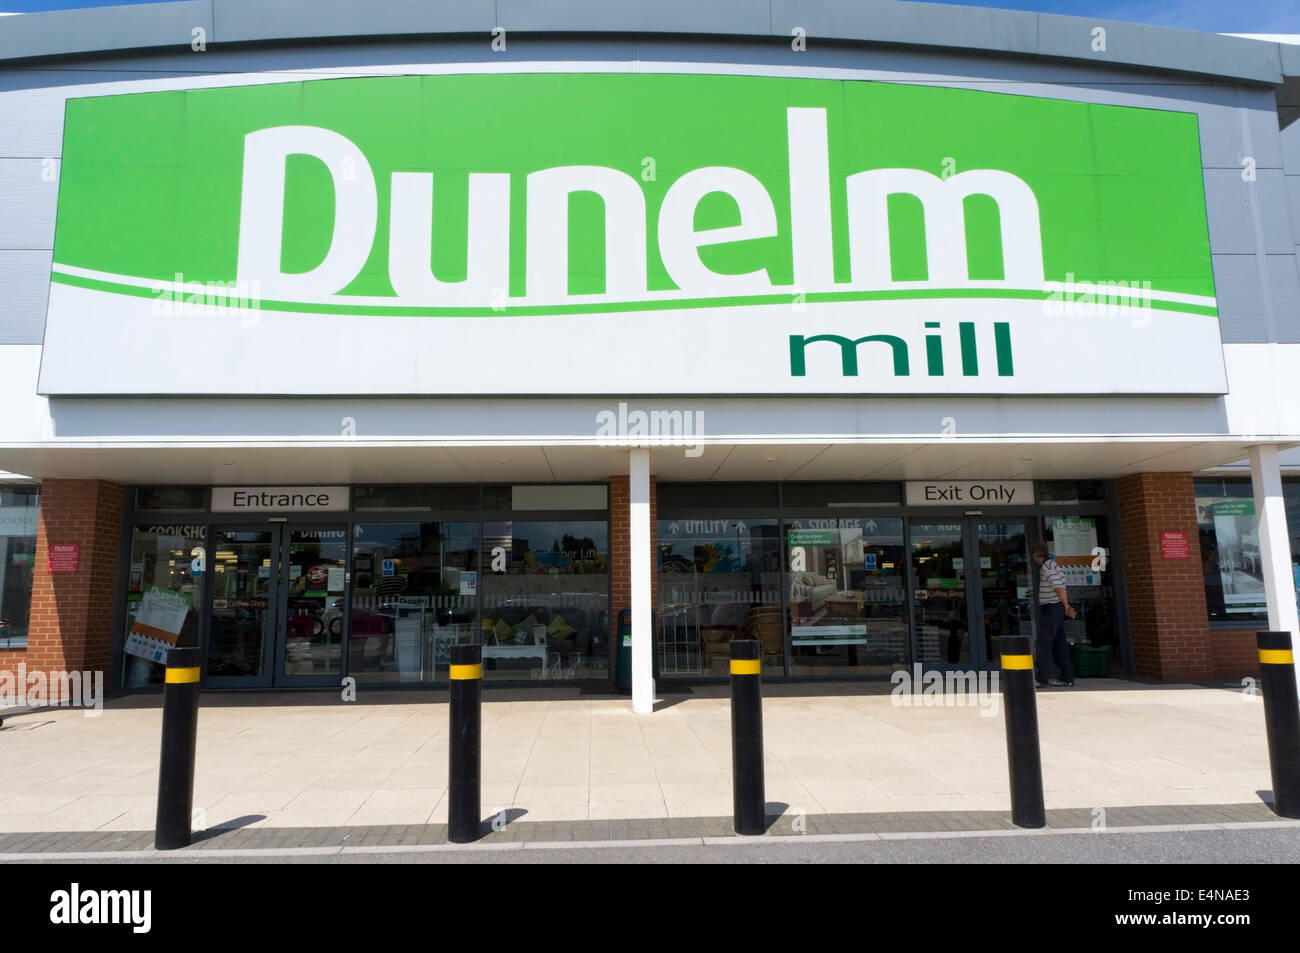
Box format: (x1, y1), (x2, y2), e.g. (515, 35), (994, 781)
(905, 481), (1035, 506)
(211, 486), (351, 512)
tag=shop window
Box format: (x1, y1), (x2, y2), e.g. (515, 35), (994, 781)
(1041, 515), (1120, 662)
(657, 518), (783, 677)
(788, 517), (906, 675)
(480, 521), (609, 681)
(1195, 480), (1267, 622)
(0, 483), (39, 649)
(349, 522), (479, 683)
(121, 522), (206, 686)
(1194, 478), (1300, 623)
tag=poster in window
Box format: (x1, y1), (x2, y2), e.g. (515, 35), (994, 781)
(124, 585), (192, 662)
(1209, 500), (1266, 614)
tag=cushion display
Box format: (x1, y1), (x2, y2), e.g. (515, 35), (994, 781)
(547, 614), (578, 638)
(493, 617), (515, 643)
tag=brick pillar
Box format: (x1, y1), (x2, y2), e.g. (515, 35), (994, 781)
(1116, 472), (1212, 681)
(609, 472), (658, 680)
(15, 480), (123, 700)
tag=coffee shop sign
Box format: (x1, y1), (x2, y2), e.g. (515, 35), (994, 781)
(905, 481), (1035, 506)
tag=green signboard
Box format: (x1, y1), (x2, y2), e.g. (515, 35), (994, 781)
(40, 72), (1222, 396)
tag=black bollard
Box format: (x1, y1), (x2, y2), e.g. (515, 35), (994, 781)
(1257, 631), (1300, 819)
(154, 646), (202, 850)
(1000, 634), (1046, 829)
(448, 643), (482, 843)
(730, 638), (765, 835)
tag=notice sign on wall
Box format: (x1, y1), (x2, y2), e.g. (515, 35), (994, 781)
(1160, 531), (1190, 559)
(46, 542), (79, 573)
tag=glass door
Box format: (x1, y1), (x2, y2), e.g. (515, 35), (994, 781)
(202, 524), (349, 687)
(205, 527), (278, 687)
(909, 521), (972, 666)
(276, 526), (348, 684)
(974, 521), (1033, 667)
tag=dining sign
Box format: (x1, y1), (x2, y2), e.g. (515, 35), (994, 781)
(39, 71), (1224, 395)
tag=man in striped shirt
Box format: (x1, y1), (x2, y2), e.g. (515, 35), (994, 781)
(1032, 541), (1076, 688)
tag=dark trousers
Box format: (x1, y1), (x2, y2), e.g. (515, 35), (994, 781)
(1035, 602), (1074, 684)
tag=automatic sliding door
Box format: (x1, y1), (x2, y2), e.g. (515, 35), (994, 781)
(205, 528), (276, 686)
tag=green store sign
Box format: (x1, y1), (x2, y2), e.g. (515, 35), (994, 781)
(40, 71), (1223, 397)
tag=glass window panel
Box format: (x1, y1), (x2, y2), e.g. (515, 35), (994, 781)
(1194, 479), (1267, 622)
(122, 522), (207, 686)
(788, 517), (906, 675)
(133, 486), (209, 511)
(657, 518), (783, 677)
(910, 522), (970, 665)
(349, 522), (480, 683)
(480, 521), (609, 681)
(657, 483), (779, 511)
(1035, 481), (1106, 504)
(1042, 515), (1120, 668)
(0, 485), (38, 649)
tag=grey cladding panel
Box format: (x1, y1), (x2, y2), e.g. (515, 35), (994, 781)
(1204, 170), (1296, 255)
(1036, 14), (1281, 85)
(1195, 98), (1284, 170)
(0, 103), (64, 158)
(1268, 254), (1300, 343)
(497, 0), (768, 35)
(0, 249), (51, 344)
(770, 0), (1038, 52)
(0, 1), (210, 62)
(213, 0), (493, 43)
(1289, 177), (1300, 245)
(0, 159), (57, 249)
(1212, 254), (1268, 343)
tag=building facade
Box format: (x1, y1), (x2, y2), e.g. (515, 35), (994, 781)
(0, 1), (1298, 711)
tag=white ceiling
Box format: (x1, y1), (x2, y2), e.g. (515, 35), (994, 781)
(0, 437), (1290, 485)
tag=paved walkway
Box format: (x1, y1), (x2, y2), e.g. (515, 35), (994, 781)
(0, 679), (1282, 839)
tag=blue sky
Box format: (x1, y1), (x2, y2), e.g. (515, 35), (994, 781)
(1, 0), (1296, 34)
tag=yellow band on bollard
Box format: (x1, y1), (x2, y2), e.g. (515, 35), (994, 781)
(730, 659), (761, 676)
(1001, 654), (1035, 670)
(449, 663), (482, 680)
(164, 666), (201, 684)
(1259, 649), (1294, 665)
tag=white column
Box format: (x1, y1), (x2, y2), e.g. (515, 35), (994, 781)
(629, 448), (654, 714)
(1248, 445), (1300, 693)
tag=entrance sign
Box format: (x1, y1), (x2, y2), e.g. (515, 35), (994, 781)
(40, 73), (1223, 396)
(906, 481), (1035, 506)
(212, 487), (350, 512)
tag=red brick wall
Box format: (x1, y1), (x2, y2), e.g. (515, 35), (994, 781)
(0, 480), (123, 702)
(1116, 472), (1214, 680)
(609, 473), (658, 683)
(1211, 628), (1261, 681)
